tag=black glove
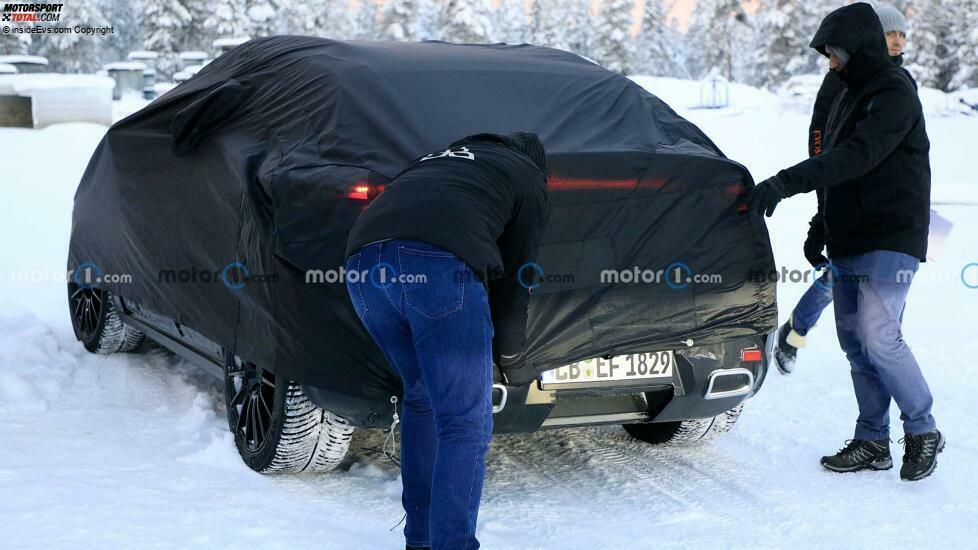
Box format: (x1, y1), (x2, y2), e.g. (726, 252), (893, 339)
(497, 352), (536, 386)
(746, 177), (788, 217)
(804, 213), (829, 268)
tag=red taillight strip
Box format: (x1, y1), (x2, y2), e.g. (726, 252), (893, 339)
(741, 349), (762, 362)
(346, 183), (385, 201)
(546, 177), (637, 191)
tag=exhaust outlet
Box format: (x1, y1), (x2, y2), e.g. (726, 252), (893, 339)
(704, 368), (754, 400)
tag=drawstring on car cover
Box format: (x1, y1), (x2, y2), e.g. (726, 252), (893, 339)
(383, 395), (400, 466)
(383, 395), (406, 532)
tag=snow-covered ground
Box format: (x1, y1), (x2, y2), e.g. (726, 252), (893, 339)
(1, 78), (976, 548)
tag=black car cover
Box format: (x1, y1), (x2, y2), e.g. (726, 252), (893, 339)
(69, 36), (777, 426)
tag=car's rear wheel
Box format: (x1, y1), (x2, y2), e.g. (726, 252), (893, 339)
(223, 351), (354, 473)
(68, 283), (145, 354)
(622, 404), (744, 445)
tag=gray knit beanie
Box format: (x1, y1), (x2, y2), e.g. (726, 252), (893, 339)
(876, 5), (908, 34)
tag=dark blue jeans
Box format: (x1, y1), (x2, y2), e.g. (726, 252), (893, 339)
(791, 270), (834, 336)
(345, 239), (493, 550)
(832, 250), (936, 440)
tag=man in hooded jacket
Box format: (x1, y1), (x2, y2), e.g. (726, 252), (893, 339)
(746, 2), (944, 482)
(775, 5), (917, 373)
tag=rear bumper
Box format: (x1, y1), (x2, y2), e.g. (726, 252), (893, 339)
(491, 334), (772, 433)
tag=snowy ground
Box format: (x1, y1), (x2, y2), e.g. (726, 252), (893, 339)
(2, 79), (976, 549)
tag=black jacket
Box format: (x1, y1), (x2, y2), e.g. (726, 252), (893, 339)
(808, 71), (845, 159)
(809, 54), (918, 160)
(346, 132), (548, 364)
(807, 45), (919, 221)
(778, 2), (931, 261)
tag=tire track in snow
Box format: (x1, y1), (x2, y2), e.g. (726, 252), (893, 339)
(491, 428), (692, 511)
(588, 426), (762, 511)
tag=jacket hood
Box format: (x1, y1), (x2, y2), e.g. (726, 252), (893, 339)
(810, 2), (892, 87)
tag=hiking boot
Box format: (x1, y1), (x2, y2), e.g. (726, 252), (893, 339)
(821, 439), (893, 472)
(900, 430), (945, 481)
(774, 319), (806, 375)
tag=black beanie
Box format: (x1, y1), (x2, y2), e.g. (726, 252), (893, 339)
(505, 132), (548, 176)
(453, 132), (548, 176)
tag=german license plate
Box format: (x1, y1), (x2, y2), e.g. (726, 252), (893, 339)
(539, 351), (675, 389)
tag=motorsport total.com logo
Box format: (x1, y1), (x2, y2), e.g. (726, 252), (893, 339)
(1, 3), (62, 22)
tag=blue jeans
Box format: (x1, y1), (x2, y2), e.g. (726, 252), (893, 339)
(345, 239), (493, 550)
(791, 271), (834, 336)
(832, 250), (936, 440)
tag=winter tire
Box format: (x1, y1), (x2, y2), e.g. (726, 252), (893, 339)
(224, 351), (354, 473)
(623, 404), (744, 445)
(68, 283), (145, 354)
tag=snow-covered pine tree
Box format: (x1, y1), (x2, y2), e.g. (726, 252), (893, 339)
(438, 0), (493, 44)
(529, 0), (569, 50)
(685, 0), (754, 82)
(323, 0), (358, 40)
(283, 0), (328, 38)
(28, 0), (111, 72)
(952, 18), (978, 89)
(141, 0), (192, 78)
(592, 0), (635, 74)
(564, 0), (593, 57)
(907, 0), (961, 92)
(355, 0), (380, 40)
(180, 0), (212, 50)
(204, 0), (249, 44)
(752, 0), (828, 89)
(104, 0), (145, 62)
(0, 27), (31, 56)
(632, 0), (687, 77)
(380, 0), (420, 41)
(416, 0), (442, 41)
(493, 0), (527, 45)
(666, 16), (691, 78)
(247, 0), (285, 37)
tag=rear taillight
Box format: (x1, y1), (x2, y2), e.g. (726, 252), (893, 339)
(741, 349), (762, 362)
(346, 183), (385, 201)
(726, 182), (749, 213)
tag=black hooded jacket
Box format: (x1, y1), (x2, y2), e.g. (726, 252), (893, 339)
(808, 54), (917, 159)
(346, 132), (548, 364)
(779, 2), (931, 261)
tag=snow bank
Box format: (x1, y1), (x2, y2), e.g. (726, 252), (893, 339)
(127, 50), (159, 60)
(103, 61), (148, 72)
(632, 74), (976, 119)
(919, 86), (976, 117)
(0, 64), (16, 75)
(0, 74), (114, 128)
(0, 55), (48, 66)
(213, 36), (250, 49)
(629, 75), (779, 114)
(179, 51), (209, 62)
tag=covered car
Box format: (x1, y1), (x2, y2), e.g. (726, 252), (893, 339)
(69, 36), (778, 431)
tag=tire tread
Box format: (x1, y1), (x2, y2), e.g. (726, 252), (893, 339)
(258, 383), (354, 474)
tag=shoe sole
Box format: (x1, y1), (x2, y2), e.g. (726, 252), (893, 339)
(774, 353), (793, 375)
(902, 433), (946, 482)
(821, 457), (893, 473)
(773, 341), (794, 375)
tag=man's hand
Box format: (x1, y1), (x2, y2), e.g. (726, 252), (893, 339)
(804, 213), (829, 268)
(747, 177), (788, 217)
